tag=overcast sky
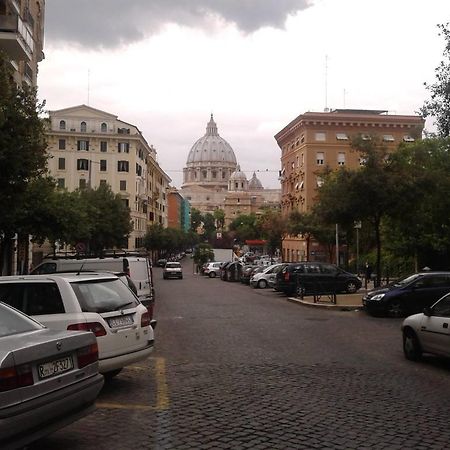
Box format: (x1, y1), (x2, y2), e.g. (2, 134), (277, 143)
(39, 0), (447, 189)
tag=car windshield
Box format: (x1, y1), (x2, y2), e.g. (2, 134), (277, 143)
(393, 274), (421, 287)
(0, 303), (43, 337)
(70, 279), (140, 313)
(166, 263), (181, 268)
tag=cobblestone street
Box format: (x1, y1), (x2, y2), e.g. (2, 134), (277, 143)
(33, 264), (450, 449)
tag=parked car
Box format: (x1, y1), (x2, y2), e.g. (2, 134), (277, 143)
(203, 262), (223, 278)
(163, 261), (183, 279)
(250, 263), (284, 289)
(220, 261), (232, 281)
(225, 261), (244, 282)
(364, 271), (450, 317)
(402, 292), (450, 360)
(156, 258), (167, 267)
(275, 262), (362, 296)
(241, 265), (263, 285)
(0, 273), (155, 378)
(0, 302), (104, 449)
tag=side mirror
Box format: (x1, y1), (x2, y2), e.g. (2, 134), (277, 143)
(423, 307), (431, 317)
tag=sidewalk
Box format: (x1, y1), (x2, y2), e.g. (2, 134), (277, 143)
(287, 287), (373, 311)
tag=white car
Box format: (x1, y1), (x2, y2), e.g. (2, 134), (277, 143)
(163, 261), (183, 279)
(0, 273), (155, 378)
(250, 264), (284, 289)
(203, 262), (223, 278)
(402, 292), (450, 361)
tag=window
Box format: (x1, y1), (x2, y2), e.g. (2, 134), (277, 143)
(100, 160), (107, 171)
(383, 135), (395, 142)
(57, 178), (65, 188)
(79, 178), (87, 189)
(77, 140), (89, 151)
(315, 132), (326, 141)
(117, 161), (129, 172)
(202, 171), (207, 179)
(359, 157), (367, 166)
(100, 141), (107, 152)
(80, 121), (87, 132)
(101, 122), (107, 132)
(136, 163), (142, 176)
(336, 133), (348, 141)
(361, 134), (371, 141)
(120, 180), (127, 191)
(403, 135), (415, 142)
(123, 199), (129, 208)
(118, 142), (129, 153)
(58, 157), (65, 170)
(338, 152), (346, 166)
(212, 171), (217, 179)
(77, 159), (89, 171)
(432, 294), (450, 317)
(58, 139), (66, 150)
(316, 177), (324, 187)
(100, 179), (107, 186)
(59, 120), (66, 130)
(316, 152), (324, 165)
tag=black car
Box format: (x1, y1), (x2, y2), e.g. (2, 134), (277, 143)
(363, 271), (450, 317)
(240, 265), (262, 284)
(275, 262), (362, 296)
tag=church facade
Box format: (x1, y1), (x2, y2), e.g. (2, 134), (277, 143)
(181, 116), (280, 227)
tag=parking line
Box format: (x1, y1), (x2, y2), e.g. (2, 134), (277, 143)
(96, 402), (154, 411)
(155, 357), (170, 411)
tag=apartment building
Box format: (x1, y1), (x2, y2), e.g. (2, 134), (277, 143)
(274, 109), (424, 262)
(46, 105), (171, 250)
(0, 0), (44, 86)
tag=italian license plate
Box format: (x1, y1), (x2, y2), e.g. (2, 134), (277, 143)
(38, 355), (74, 379)
(108, 315), (133, 328)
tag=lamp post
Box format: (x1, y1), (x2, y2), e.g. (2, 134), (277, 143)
(354, 221), (362, 276)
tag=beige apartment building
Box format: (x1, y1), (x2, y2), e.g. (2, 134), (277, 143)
(0, 0), (44, 86)
(46, 105), (171, 251)
(274, 109), (424, 262)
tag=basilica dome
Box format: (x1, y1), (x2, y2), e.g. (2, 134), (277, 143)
(182, 115), (238, 191)
(186, 115), (237, 165)
(248, 172), (264, 190)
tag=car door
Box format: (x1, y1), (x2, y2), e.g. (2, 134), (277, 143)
(319, 264), (340, 292)
(409, 275), (450, 313)
(418, 294), (450, 357)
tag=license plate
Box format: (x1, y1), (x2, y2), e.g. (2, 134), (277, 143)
(38, 355), (74, 379)
(108, 315), (133, 328)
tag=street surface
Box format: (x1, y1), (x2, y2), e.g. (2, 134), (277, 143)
(33, 260), (450, 449)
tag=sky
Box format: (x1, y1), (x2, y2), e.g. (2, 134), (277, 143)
(39, 0), (448, 189)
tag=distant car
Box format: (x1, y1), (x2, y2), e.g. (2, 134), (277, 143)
(363, 272), (450, 317)
(275, 262), (361, 296)
(225, 261), (243, 282)
(0, 273), (155, 378)
(203, 262), (223, 278)
(156, 258), (167, 267)
(402, 292), (450, 361)
(163, 261), (183, 279)
(250, 263), (284, 289)
(240, 265), (262, 285)
(0, 302), (104, 449)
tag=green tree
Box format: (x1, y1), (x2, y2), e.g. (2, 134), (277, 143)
(202, 212), (216, 240)
(420, 23), (450, 137)
(257, 208), (285, 256)
(193, 243), (214, 271)
(213, 208), (226, 231)
(190, 208), (202, 232)
(229, 214), (261, 243)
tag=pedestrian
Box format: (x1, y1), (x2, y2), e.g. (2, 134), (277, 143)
(365, 262), (372, 289)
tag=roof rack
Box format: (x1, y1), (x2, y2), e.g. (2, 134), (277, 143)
(44, 249), (149, 260)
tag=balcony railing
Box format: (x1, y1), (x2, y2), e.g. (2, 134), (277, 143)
(0, 13), (34, 60)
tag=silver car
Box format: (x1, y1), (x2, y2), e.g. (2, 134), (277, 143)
(0, 302), (104, 449)
(250, 264), (284, 289)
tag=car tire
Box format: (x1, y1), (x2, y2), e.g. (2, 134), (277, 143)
(346, 281), (358, 293)
(387, 300), (405, 317)
(257, 279), (268, 289)
(209, 272), (216, 278)
(403, 329), (422, 361)
(104, 369), (122, 381)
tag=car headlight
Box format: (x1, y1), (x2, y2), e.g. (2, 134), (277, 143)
(370, 293), (385, 301)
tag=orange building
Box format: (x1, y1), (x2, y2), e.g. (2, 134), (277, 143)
(274, 109), (424, 262)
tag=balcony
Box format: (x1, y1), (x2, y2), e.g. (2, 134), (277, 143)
(0, 13), (33, 61)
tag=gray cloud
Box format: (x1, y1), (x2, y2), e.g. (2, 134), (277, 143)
(45, 0), (313, 48)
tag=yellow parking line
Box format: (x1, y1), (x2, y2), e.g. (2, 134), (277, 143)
(96, 402), (154, 411)
(155, 357), (169, 411)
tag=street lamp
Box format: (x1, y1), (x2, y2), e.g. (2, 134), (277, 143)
(354, 221), (362, 276)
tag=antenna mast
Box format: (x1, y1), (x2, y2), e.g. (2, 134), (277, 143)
(87, 69), (90, 106)
(324, 55), (328, 111)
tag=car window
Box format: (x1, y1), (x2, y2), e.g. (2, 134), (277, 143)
(431, 295), (450, 317)
(33, 262), (57, 274)
(166, 263), (181, 268)
(71, 279), (139, 313)
(320, 264), (338, 274)
(292, 265), (304, 273)
(305, 264), (321, 273)
(0, 303), (43, 337)
(24, 283), (65, 315)
(0, 283), (25, 311)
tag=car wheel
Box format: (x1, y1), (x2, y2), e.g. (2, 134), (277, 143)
(209, 272), (216, 278)
(104, 369), (122, 381)
(346, 281), (358, 293)
(387, 300), (405, 317)
(257, 279), (268, 289)
(403, 329), (422, 361)
(295, 285), (305, 299)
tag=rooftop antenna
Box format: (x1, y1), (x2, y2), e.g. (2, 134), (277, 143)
(87, 69), (90, 106)
(343, 88), (346, 108)
(324, 55), (328, 112)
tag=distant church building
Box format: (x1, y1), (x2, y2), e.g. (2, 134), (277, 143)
(181, 115), (280, 227)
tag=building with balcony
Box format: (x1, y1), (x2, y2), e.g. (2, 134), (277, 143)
(0, 0), (45, 86)
(45, 104), (171, 251)
(274, 109), (424, 262)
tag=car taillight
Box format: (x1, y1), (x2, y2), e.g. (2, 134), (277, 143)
(141, 311), (151, 328)
(77, 343), (99, 369)
(145, 303), (154, 320)
(0, 364), (34, 392)
(67, 322), (107, 337)
(284, 272), (290, 281)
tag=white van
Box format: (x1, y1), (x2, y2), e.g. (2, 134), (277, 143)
(31, 256), (154, 314)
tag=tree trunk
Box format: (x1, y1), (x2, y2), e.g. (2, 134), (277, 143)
(375, 217), (382, 287)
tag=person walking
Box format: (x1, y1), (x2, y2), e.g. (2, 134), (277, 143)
(365, 262), (373, 289)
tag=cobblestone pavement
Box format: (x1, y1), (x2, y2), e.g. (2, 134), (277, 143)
(32, 266), (450, 449)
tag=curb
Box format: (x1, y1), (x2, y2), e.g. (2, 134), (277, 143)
(287, 296), (362, 311)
